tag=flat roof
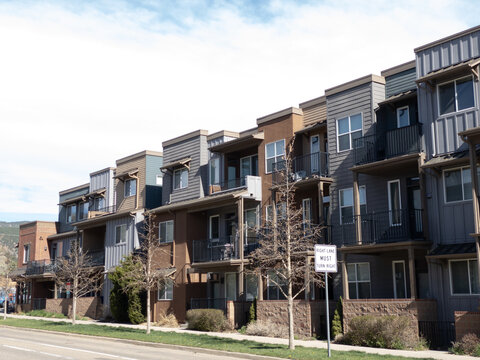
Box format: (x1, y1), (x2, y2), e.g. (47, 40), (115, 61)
(116, 150), (163, 165)
(325, 74), (385, 97)
(256, 107), (303, 125)
(59, 183), (89, 196)
(415, 25), (480, 53)
(299, 95), (326, 109)
(381, 60), (416, 78)
(90, 167), (115, 177)
(209, 133), (264, 153)
(19, 220), (56, 229)
(207, 130), (239, 141)
(162, 129), (208, 148)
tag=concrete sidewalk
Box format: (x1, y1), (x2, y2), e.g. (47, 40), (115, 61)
(4, 314), (478, 360)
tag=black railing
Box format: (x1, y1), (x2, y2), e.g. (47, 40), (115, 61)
(85, 249), (105, 266)
(192, 236), (259, 263)
(26, 260), (56, 275)
(354, 123), (422, 165)
(190, 298), (227, 313)
(418, 321), (455, 349)
(88, 204), (116, 214)
(340, 209), (424, 246)
(209, 177), (247, 194)
(272, 152), (328, 185)
(32, 298), (46, 310)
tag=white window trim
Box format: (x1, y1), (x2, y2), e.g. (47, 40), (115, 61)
(156, 174), (163, 186)
(209, 215), (219, 240)
(173, 168), (188, 189)
(449, 258), (479, 296)
(23, 244), (30, 264)
(443, 166), (473, 204)
(392, 260), (407, 299)
(339, 186), (366, 225)
(347, 262), (371, 299)
(396, 106), (410, 128)
(159, 220), (174, 244)
(115, 224), (127, 245)
(265, 139), (285, 174)
(336, 113), (363, 153)
(388, 179), (402, 226)
(157, 279), (173, 301)
(124, 178), (137, 197)
(437, 76), (476, 117)
(66, 204), (77, 223)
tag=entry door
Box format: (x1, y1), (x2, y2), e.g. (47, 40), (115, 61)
(310, 135), (320, 174)
(225, 273), (236, 301)
(392, 260), (407, 299)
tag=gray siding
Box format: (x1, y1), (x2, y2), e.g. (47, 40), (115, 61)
(58, 186), (89, 233)
(90, 169), (115, 207)
(162, 134), (208, 204)
(385, 68), (416, 98)
(416, 29), (480, 78)
(104, 215), (135, 271)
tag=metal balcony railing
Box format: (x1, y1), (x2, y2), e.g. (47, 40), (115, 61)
(209, 177), (247, 194)
(272, 152), (328, 185)
(25, 260), (56, 276)
(339, 209), (424, 246)
(353, 123), (422, 166)
(192, 236), (259, 263)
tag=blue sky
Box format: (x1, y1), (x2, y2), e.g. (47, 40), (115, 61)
(0, 0), (479, 222)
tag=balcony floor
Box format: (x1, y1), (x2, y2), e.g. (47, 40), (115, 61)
(350, 152), (422, 176)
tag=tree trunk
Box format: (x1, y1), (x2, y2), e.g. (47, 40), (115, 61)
(3, 275), (7, 320)
(288, 283), (295, 350)
(72, 295), (77, 325)
(146, 289), (151, 334)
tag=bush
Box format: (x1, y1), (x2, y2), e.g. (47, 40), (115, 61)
(451, 333), (480, 356)
(248, 298), (256, 324)
(245, 319), (288, 338)
(25, 310), (67, 318)
(186, 309), (229, 332)
(342, 315), (423, 350)
(127, 290), (145, 325)
(155, 312), (179, 328)
(331, 296), (343, 338)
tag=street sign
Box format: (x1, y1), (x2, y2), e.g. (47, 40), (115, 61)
(314, 244), (337, 273)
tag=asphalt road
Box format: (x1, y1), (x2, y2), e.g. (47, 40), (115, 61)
(0, 327), (252, 360)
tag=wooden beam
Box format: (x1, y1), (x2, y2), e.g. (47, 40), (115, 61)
(408, 247), (417, 299)
(237, 197), (244, 301)
(341, 252), (349, 300)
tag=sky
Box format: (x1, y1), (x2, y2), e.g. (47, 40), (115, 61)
(0, 0), (479, 222)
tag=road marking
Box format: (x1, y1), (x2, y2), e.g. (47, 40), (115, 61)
(3, 344), (73, 359)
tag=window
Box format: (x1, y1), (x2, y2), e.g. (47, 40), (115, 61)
(444, 167), (480, 202)
(245, 274), (258, 301)
(156, 174), (163, 186)
(347, 263), (371, 299)
(159, 220), (174, 243)
(438, 77), (474, 115)
(267, 270), (287, 300)
(396, 106), (410, 128)
(173, 168), (188, 189)
(78, 202), (88, 220)
(388, 180), (402, 226)
(244, 208), (258, 243)
(66, 204), (77, 223)
(265, 205), (273, 223)
(158, 279), (173, 300)
(209, 215), (219, 240)
(115, 224), (127, 244)
(93, 196), (105, 211)
(241, 155), (259, 179)
(392, 260), (407, 299)
(23, 244), (30, 263)
(302, 198), (312, 230)
(209, 157), (220, 185)
(337, 113), (362, 151)
(124, 178), (137, 197)
(449, 259), (479, 295)
(265, 139), (285, 173)
(339, 186), (366, 224)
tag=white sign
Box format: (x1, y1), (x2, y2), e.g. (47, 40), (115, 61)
(314, 244), (337, 273)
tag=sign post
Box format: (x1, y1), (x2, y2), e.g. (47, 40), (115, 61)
(314, 244), (337, 358)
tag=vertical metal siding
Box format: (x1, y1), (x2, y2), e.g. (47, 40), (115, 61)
(385, 68), (416, 98)
(104, 215), (135, 271)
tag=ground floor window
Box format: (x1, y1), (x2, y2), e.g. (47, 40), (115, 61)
(158, 279), (173, 300)
(449, 259), (479, 295)
(245, 274), (258, 301)
(267, 270), (287, 300)
(347, 262), (371, 299)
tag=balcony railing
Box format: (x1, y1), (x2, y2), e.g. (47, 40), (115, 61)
(190, 298), (227, 313)
(25, 260), (56, 276)
(192, 236), (259, 263)
(353, 123), (422, 166)
(85, 249), (105, 266)
(209, 177), (247, 194)
(272, 152), (328, 186)
(86, 205), (117, 219)
(339, 209), (424, 246)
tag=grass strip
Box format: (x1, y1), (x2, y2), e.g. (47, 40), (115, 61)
(0, 318), (433, 360)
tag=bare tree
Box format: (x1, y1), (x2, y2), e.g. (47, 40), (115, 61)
(249, 140), (325, 350)
(54, 240), (103, 325)
(122, 214), (174, 334)
(0, 257), (16, 320)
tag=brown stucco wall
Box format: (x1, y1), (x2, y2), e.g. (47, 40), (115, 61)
(18, 221), (56, 268)
(455, 311), (480, 340)
(45, 297), (103, 319)
(116, 154), (146, 211)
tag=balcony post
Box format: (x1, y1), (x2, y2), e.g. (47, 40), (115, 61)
(417, 153), (428, 241)
(353, 172), (362, 245)
(341, 252), (349, 300)
(304, 255), (310, 300)
(257, 272), (263, 300)
(318, 181), (324, 226)
(408, 247), (417, 299)
(237, 197), (244, 301)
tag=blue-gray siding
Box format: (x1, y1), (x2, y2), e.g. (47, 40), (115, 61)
(146, 155), (163, 186)
(90, 169), (115, 207)
(385, 68), (416, 98)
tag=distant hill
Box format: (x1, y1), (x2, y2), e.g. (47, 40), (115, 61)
(0, 221), (28, 265)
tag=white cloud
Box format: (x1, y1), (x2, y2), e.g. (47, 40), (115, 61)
(0, 0), (477, 219)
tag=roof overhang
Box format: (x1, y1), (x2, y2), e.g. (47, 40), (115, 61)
(416, 58), (480, 85)
(426, 242), (477, 259)
(47, 230), (77, 241)
(155, 267), (176, 277)
(113, 168), (139, 181)
(351, 153), (421, 176)
(377, 90), (417, 106)
(74, 209), (133, 229)
(209, 133), (264, 153)
(160, 157), (191, 171)
(294, 122), (326, 136)
(421, 151), (471, 170)
(459, 127), (480, 144)
(340, 240), (431, 254)
(191, 259), (246, 271)
(58, 194), (86, 206)
(85, 188), (106, 198)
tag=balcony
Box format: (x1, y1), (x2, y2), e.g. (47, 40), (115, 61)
(209, 177), (247, 194)
(272, 152), (329, 186)
(192, 236), (259, 263)
(339, 209), (424, 246)
(354, 123), (422, 166)
(25, 260), (56, 276)
(87, 205), (116, 219)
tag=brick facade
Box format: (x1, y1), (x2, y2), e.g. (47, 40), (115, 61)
(455, 311), (480, 340)
(45, 297), (103, 319)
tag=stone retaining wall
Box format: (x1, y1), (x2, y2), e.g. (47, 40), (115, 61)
(455, 311), (480, 340)
(45, 297), (103, 319)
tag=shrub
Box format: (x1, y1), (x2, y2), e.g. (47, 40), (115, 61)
(155, 312), (179, 328)
(245, 319), (288, 338)
(343, 315), (422, 350)
(186, 309), (229, 332)
(451, 333), (480, 356)
(127, 290), (145, 325)
(109, 284), (129, 323)
(248, 298), (256, 324)
(25, 310), (67, 318)
(331, 296), (343, 338)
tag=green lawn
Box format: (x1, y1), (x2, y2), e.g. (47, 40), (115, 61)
(0, 318), (433, 360)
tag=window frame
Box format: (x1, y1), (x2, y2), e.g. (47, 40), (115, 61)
(93, 196), (105, 211)
(339, 186), (366, 224)
(437, 76), (475, 116)
(396, 106), (410, 128)
(158, 279), (173, 300)
(78, 201), (89, 221)
(156, 174), (163, 186)
(267, 270), (287, 300)
(449, 258), (479, 296)
(443, 166), (476, 203)
(209, 157), (220, 186)
(23, 244), (30, 264)
(347, 262), (371, 299)
(302, 198), (312, 230)
(209, 215), (219, 240)
(336, 113), (363, 152)
(265, 139), (285, 174)
(240, 154), (259, 178)
(115, 224), (127, 245)
(159, 220), (174, 244)
(66, 204), (77, 223)
(392, 260), (407, 299)
(173, 168), (188, 189)
(124, 178), (137, 197)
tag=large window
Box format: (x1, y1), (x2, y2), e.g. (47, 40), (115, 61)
(438, 77), (474, 115)
(209, 157), (220, 185)
(339, 186), (366, 224)
(174, 168), (188, 189)
(337, 113), (362, 151)
(267, 270), (287, 300)
(265, 139), (285, 173)
(124, 178), (137, 197)
(78, 202), (89, 220)
(93, 196), (105, 211)
(115, 224), (127, 244)
(245, 274), (258, 301)
(396, 106), (410, 128)
(443, 167), (480, 202)
(158, 279), (173, 300)
(159, 220), (174, 243)
(66, 204), (77, 223)
(347, 263), (371, 299)
(209, 215), (219, 240)
(23, 244), (30, 263)
(241, 155), (258, 178)
(449, 259), (479, 295)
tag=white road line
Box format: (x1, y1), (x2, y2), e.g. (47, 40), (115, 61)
(3, 344), (73, 359)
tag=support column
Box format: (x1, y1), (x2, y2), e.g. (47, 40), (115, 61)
(418, 153), (429, 241)
(257, 272), (263, 301)
(238, 197), (244, 301)
(304, 256), (310, 300)
(467, 139), (480, 285)
(318, 181), (324, 225)
(408, 247), (417, 299)
(353, 172), (362, 245)
(341, 252), (349, 300)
